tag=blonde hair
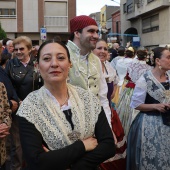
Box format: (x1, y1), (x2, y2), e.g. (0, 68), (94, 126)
(13, 36), (32, 50)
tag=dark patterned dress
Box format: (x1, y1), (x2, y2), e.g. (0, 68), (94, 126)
(127, 72), (170, 170)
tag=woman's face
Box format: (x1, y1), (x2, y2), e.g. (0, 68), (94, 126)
(157, 49), (170, 71)
(14, 42), (30, 62)
(38, 43), (71, 84)
(93, 41), (108, 63)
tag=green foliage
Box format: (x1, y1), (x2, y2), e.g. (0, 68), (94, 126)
(0, 22), (7, 40)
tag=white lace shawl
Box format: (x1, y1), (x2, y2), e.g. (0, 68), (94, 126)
(135, 70), (170, 103)
(127, 59), (152, 83)
(16, 84), (101, 150)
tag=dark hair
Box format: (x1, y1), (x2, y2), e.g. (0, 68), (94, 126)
(152, 47), (168, 66)
(136, 50), (147, 60)
(37, 40), (71, 63)
(53, 35), (61, 42)
(2, 38), (11, 46)
(118, 47), (125, 56)
(69, 29), (83, 41)
(125, 50), (134, 58)
(0, 53), (11, 66)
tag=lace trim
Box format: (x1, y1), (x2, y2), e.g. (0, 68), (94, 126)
(145, 71), (168, 103)
(116, 135), (127, 148)
(127, 60), (152, 83)
(103, 149), (126, 162)
(17, 84), (101, 150)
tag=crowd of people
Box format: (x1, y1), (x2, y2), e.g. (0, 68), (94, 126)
(0, 15), (170, 170)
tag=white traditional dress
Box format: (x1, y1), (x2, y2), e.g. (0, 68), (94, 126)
(112, 57), (133, 106)
(116, 59), (152, 136)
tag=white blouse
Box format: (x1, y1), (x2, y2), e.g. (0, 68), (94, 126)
(103, 61), (119, 84)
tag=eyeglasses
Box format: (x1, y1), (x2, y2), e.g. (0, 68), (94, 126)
(14, 47), (25, 52)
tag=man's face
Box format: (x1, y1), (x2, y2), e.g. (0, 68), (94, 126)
(79, 25), (99, 51)
(7, 43), (14, 54)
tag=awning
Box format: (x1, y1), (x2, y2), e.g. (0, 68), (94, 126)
(107, 33), (138, 37)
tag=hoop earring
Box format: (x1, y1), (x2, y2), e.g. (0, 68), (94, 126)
(70, 63), (73, 68)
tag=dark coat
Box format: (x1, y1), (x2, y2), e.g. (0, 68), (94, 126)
(0, 66), (19, 108)
(5, 57), (43, 101)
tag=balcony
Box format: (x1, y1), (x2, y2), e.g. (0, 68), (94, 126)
(0, 15), (16, 18)
(126, 0), (170, 20)
(44, 16), (68, 32)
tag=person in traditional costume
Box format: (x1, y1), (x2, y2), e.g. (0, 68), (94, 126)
(93, 40), (126, 170)
(117, 50), (152, 136)
(16, 40), (115, 170)
(126, 47), (170, 169)
(66, 15), (112, 128)
(112, 47), (134, 106)
(110, 47), (125, 69)
(93, 39), (118, 106)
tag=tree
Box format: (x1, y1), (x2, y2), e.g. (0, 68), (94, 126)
(0, 22), (7, 40)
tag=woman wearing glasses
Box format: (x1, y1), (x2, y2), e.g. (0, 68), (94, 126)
(5, 36), (42, 101)
(5, 36), (43, 170)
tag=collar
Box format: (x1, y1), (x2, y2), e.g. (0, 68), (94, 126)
(20, 58), (31, 67)
(67, 40), (81, 55)
(67, 40), (90, 59)
(45, 87), (71, 111)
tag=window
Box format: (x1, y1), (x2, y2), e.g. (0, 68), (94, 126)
(10, 9), (15, 15)
(148, 0), (155, 3)
(142, 14), (159, 33)
(0, 8), (16, 17)
(123, 3), (127, 13)
(45, 2), (67, 16)
(127, 3), (133, 14)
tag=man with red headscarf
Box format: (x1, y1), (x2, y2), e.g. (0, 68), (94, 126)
(67, 15), (112, 127)
(67, 15), (127, 170)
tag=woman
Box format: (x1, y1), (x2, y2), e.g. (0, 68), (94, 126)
(0, 82), (11, 169)
(110, 47), (125, 69)
(112, 47), (134, 106)
(127, 47), (170, 169)
(93, 40), (126, 170)
(5, 36), (43, 170)
(16, 40), (115, 170)
(117, 50), (152, 136)
(5, 36), (42, 101)
(93, 39), (118, 106)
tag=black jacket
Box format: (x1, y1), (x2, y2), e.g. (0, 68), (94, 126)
(0, 66), (19, 108)
(5, 57), (43, 101)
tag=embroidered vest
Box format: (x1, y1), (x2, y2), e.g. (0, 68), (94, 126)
(67, 42), (101, 96)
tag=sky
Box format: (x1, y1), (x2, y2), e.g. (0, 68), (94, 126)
(76, 0), (120, 16)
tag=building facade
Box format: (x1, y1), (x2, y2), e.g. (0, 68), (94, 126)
(0, 0), (76, 45)
(121, 0), (170, 48)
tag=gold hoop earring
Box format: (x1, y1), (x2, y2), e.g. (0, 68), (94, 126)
(70, 63), (73, 68)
